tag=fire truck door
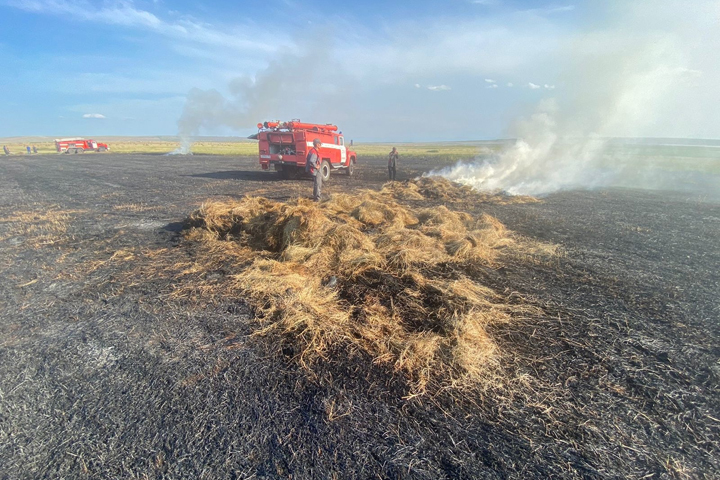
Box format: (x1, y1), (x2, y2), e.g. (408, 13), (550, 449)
(339, 137), (346, 164)
(91, 141), (97, 149)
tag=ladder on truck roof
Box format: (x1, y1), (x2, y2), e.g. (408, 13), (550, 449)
(257, 121), (338, 133)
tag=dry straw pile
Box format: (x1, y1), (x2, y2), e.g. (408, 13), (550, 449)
(184, 178), (552, 392)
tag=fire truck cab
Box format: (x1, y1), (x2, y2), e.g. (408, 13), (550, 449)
(256, 120), (357, 181)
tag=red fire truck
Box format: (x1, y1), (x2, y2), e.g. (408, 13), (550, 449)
(256, 120), (356, 181)
(55, 138), (110, 154)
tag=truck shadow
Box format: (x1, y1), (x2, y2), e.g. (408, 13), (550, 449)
(188, 169), (370, 184)
(186, 170), (289, 181)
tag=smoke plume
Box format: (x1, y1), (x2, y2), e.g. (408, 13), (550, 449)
(430, 1), (719, 196)
(173, 37), (339, 153)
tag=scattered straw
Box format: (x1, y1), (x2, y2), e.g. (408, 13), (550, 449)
(0, 205), (86, 246)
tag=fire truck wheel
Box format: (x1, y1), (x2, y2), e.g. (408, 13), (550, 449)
(98, 147), (107, 152)
(346, 161), (355, 176)
(77, 148), (84, 154)
(320, 160), (331, 182)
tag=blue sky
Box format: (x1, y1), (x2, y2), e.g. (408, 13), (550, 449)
(0, 0), (716, 141)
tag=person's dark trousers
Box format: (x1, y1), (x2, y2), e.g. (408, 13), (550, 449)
(388, 166), (396, 181)
(313, 173), (323, 201)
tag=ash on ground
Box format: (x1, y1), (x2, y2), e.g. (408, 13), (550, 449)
(0, 153), (718, 479)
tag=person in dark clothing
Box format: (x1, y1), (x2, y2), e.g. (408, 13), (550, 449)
(306, 138), (323, 201)
(388, 147), (399, 181)
(3, 146), (9, 155)
(32, 146), (37, 154)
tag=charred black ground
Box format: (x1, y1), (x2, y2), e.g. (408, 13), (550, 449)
(0, 153), (718, 479)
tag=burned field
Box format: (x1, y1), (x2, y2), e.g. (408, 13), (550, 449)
(0, 153), (718, 479)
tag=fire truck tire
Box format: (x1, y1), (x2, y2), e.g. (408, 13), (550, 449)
(77, 148), (85, 154)
(98, 147), (107, 152)
(320, 160), (331, 182)
(345, 160), (355, 176)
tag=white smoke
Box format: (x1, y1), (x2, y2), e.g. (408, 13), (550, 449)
(431, 99), (611, 195)
(173, 36), (340, 153)
(166, 136), (193, 155)
(430, 1), (719, 196)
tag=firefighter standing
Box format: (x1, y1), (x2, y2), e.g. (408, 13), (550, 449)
(306, 138), (323, 201)
(388, 147), (399, 181)
(3, 145), (9, 155)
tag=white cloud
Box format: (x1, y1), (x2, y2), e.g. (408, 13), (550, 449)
(486, 84), (498, 88)
(667, 67), (702, 81)
(337, 16), (563, 83)
(547, 5), (575, 13)
(71, 97), (186, 133)
(8, 1), (565, 96)
(58, 71), (218, 95)
(523, 4), (576, 14)
(7, 0), (718, 141)
(83, 113), (106, 119)
(3, 0), (281, 53)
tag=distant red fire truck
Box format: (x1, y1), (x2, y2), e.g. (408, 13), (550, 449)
(256, 120), (356, 180)
(55, 138), (110, 154)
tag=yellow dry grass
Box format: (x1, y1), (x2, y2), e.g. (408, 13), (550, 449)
(112, 203), (163, 212)
(0, 206), (86, 246)
(179, 178), (554, 393)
